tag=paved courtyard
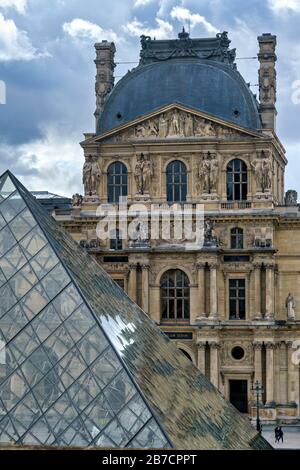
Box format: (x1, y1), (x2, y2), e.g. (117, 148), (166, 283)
(261, 426), (300, 449)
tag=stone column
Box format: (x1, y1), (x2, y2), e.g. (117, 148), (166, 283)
(253, 263), (262, 319)
(197, 342), (206, 374)
(265, 264), (275, 319)
(287, 341), (297, 404)
(196, 263), (206, 318)
(128, 264), (137, 303)
(266, 342), (275, 405)
(209, 263), (218, 319)
(210, 342), (220, 388)
(253, 342), (263, 384)
(141, 264), (150, 313)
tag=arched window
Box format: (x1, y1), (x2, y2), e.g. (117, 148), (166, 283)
(166, 161), (187, 202)
(110, 229), (122, 250)
(231, 228), (244, 249)
(107, 162), (127, 203)
(226, 159), (247, 201)
(161, 269), (190, 322)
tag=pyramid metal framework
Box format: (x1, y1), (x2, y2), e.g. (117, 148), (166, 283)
(0, 171), (271, 449)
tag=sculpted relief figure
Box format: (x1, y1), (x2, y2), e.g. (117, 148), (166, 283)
(159, 114), (169, 137)
(286, 293), (296, 320)
(259, 65), (276, 104)
(169, 109), (180, 136)
(198, 151), (219, 193)
(184, 113), (194, 137)
(134, 153), (154, 194)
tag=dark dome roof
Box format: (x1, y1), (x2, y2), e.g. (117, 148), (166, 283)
(98, 58), (261, 134)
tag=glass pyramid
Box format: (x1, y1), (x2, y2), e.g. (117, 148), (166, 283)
(0, 171), (271, 449)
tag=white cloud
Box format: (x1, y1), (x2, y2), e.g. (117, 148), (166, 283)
(134, 0), (154, 7)
(268, 0), (300, 12)
(123, 17), (173, 39)
(0, 13), (46, 61)
(0, 125), (83, 197)
(170, 6), (218, 34)
(0, 0), (27, 14)
(63, 18), (121, 43)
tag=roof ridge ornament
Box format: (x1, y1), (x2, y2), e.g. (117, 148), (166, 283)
(139, 31), (236, 68)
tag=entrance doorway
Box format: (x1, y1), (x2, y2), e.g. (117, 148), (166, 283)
(229, 380), (248, 413)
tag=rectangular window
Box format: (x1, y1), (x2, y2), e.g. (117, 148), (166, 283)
(229, 279), (246, 320)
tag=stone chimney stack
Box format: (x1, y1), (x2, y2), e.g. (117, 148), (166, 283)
(94, 41), (116, 130)
(257, 33), (277, 130)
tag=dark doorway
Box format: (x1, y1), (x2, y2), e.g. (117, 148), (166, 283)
(229, 380), (248, 413)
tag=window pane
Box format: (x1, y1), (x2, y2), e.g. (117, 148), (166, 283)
(0, 245), (27, 280)
(9, 209), (36, 241)
(20, 227), (47, 259)
(0, 226), (16, 257)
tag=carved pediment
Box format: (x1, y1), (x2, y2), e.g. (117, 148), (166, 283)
(92, 105), (262, 145)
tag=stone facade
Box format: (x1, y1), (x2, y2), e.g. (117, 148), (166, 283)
(55, 32), (300, 424)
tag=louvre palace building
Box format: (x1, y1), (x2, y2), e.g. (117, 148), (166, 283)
(54, 30), (300, 424)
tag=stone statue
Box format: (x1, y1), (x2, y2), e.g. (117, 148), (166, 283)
(90, 156), (101, 194)
(198, 152), (219, 193)
(199, 154), (210, 193)
(184, 113), (194, 137)
(159, 114), (169, 138)
(286, 293), (296, 320)
(143, 155), (154, 193)
(209, 153), (219, 190)
(251, 151), (272, 192)
(261, 158), (273, 192)
(285, 190), (298, 206)
(82, 155), (93, 195)
(134, 153), (153, 194)
(72, 193), (83, 207)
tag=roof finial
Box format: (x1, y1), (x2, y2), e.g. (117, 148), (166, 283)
(178, 27), (189, 40)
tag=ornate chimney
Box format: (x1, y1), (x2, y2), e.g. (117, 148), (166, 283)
(257, 33), (277, 130)
(94, 40), (116, 129)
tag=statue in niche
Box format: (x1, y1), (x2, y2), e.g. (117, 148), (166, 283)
(198, 151), (219, 193)
(184, 113), (194, 137)
(134, 153), (153, 194)
(82, 155), (93, 195)
(286, 293), (296, 320)
(159, 114), (169, 138)
(169, 109), (180, 136)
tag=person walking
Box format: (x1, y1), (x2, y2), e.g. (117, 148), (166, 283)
(278, 426), (284, 443)
(274, 426), (280, 443)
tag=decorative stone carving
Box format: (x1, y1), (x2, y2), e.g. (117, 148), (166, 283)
(286, 293), (296, 321)
(82, 155), (101, 196)
(94, 42), (116, 120)
(204, 219), (218, 247)
(198, 151), (219, 193)
(72, 193), (83, 207)
(251, 151), (273, 193)
(134, 153), (154, 195)
(285, 190), (298, 206)
(259, 64), (277, 105)
(104, 109), (249, 144)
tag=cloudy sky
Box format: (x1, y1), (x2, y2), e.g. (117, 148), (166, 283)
(0, 0), (299, 197)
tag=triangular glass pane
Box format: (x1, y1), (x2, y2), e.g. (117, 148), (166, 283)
(0, 191), (26, 224)
(0, 174), (16, 201)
